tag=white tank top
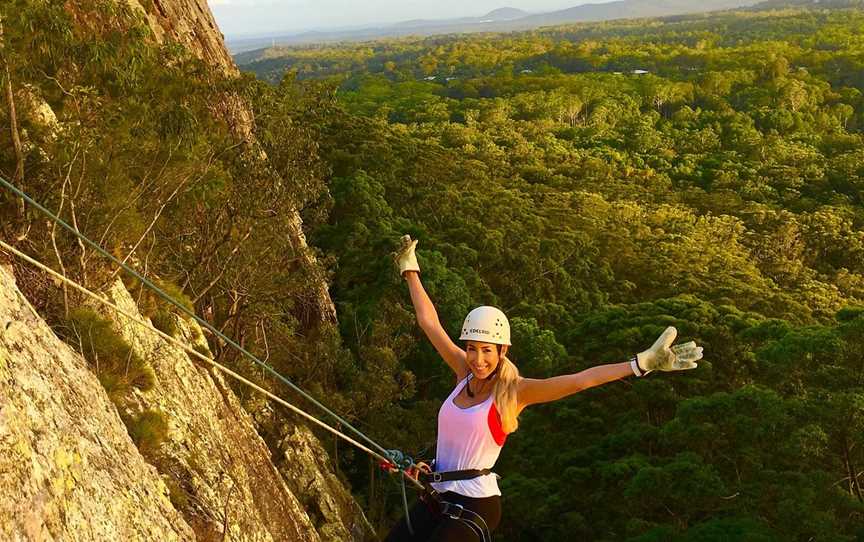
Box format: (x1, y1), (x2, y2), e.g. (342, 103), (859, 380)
(431, 375), (507, 497)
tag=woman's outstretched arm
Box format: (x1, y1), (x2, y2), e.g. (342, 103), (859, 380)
(517, 327), (703, 411)
(517, 362), (635, 409)
(405, 273), (467, 378)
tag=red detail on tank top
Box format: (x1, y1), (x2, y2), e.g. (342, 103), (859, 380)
(488, 403), (507, 446)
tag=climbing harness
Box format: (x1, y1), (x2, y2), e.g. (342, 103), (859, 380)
(0, 177), (427, 526)
(417, 466), (494, 486)
(438, 501), (492, 542)
(418, 461), (498, 542)
(418, 470), (495, 542)
(379, 456), (497, 541)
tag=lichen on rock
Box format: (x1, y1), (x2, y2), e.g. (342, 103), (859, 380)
(93, 278), (321, 541)
(0, 264), (195, 541)
(278, 424), (377, 542)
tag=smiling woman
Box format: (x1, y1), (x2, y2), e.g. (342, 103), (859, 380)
(387, 234), (703, 541)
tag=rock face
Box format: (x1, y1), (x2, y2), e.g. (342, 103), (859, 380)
(0, 260), (367, 541)
(277, 424), (377, 541)
(96, 279), (321, 542)
(0, 265), (195, 541)
(125, 0), (239, 76)
(1, 3), (365, 538)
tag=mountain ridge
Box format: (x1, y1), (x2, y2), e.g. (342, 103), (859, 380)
(226, 0), (762, 54)
(482, 7), (531, 20)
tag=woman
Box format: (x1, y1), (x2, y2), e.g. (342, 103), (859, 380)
(386, 235), (703, 542)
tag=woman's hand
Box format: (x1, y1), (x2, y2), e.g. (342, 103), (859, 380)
(393, 234), (420, 276)
(636, 326), (703, 373)
(408, 461), (432, 481)
(378, 459), (431, 481)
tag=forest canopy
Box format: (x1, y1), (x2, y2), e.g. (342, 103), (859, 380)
(238, 4), (864, 540)
(1, 1), (863, 540)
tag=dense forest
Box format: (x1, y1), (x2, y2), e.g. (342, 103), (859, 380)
(2, 1), (864, 540)
(239, 4), (864, 541)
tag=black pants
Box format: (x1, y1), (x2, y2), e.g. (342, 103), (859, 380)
(385, 491), (502, 542)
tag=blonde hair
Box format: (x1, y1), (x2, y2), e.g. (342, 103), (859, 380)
(493, 351), (520, 434)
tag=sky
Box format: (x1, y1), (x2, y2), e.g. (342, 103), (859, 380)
(207, 0), (614, 37)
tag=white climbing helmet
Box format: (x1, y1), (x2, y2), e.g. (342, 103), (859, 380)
(459, 306), (511, 346)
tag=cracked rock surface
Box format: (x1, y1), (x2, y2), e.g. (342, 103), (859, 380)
(0, 264), (195, 541)
(96, 280), (320, 542)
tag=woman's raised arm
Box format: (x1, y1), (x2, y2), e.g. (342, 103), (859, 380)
(405, 272), (467, 378)
(394, 235), (467, 379)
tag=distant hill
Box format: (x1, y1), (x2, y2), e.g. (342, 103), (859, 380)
(517, 0), (760, 26)
(749, 0), (862, 7)
(389, 7), (530, 30)
(482, 7), (531, 20)
(227, 1), (762, 54)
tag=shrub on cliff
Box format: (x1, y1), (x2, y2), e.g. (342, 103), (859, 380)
(62, 307), (156, 400)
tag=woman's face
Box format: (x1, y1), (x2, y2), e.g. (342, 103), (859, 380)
(465, 340), (507, 380)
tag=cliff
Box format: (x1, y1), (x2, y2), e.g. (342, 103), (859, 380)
(0, 260), (373, 540)
(116, 0), (337, 325)
(93, 279), (321, 542)
(97, 278), (373, 541)
(123, 0), (239, 76)
(1, 3), (373, 539)
(0, 264), (195, 540)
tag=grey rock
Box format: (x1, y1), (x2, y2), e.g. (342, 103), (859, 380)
(0, 265), (195, 541)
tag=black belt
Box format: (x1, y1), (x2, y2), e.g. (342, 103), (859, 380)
(418, 468), (493, 484)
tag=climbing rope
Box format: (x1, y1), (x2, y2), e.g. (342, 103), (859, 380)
(0, 176), (424, 494)
(0, 237), (424, 491)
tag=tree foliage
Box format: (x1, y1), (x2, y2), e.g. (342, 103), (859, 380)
(254, 5), (864, 539)
(4, 2), (864, 539)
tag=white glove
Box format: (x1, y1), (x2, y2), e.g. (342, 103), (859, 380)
(393, 234), (420, 276)
(635, 326), (703, 375)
